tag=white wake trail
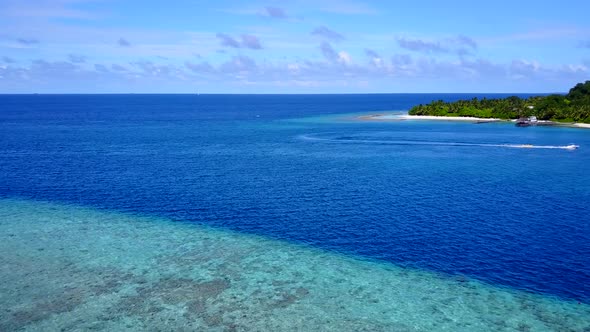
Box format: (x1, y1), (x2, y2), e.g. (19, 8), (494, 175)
(298, 134), (579, 150)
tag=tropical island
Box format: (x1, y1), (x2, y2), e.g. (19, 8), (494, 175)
(408, 81), (590, 124)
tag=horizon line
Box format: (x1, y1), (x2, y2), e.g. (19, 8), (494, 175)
(0, 92), (564, 96)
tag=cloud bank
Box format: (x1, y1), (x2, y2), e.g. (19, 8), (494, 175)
(312, 26), (345, 42)
(216, 33), (263, 49)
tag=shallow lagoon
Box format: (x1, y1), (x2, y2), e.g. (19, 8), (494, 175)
(1, 199), (589, 331)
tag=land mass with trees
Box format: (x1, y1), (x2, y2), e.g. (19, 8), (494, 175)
(409, 81), (590, 123)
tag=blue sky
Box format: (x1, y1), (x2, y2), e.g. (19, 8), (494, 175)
(1, 0), (589, 93)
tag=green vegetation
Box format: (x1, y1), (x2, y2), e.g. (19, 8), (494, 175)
(409, 81), (590, 123)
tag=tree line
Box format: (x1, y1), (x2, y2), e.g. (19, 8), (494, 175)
(409, 81), (590, 123)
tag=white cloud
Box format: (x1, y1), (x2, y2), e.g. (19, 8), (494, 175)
(338, 51), (352, 65)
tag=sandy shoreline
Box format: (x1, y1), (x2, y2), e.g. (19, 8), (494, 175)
(398, 115), (503, 122)
(358, 114), (503, 122)
(357, 113), (590, 128)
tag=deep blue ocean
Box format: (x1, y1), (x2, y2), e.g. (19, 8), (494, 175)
(1, 94), (589, 303)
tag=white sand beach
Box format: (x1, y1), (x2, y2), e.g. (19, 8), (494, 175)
(357, 114), (590, 129)
(358, 114), (503, 122)
(397, 115), (503, 121)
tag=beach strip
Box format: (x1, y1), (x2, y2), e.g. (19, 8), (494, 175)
(358, 114), (503, 122)
(357, 114), (590, 129)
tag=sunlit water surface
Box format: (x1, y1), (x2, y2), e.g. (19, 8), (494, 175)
(1, 94), (589, 330)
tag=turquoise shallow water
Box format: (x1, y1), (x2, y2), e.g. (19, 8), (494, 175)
(1, 199), (589, 331)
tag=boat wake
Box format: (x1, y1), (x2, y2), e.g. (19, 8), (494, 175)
(298, 134), (579, 150)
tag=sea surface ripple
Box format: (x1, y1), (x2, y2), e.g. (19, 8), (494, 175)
(1, 94), (589, 304)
